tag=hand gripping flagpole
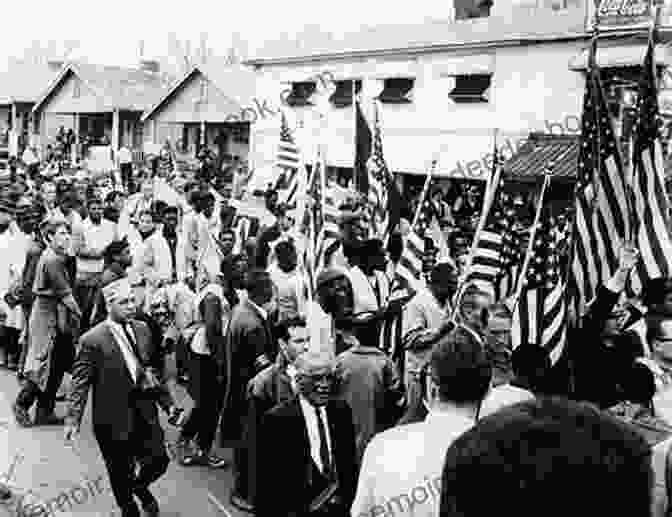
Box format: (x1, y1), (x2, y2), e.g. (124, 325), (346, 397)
(509, 165), (553, 316)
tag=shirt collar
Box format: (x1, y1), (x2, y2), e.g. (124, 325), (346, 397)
(425, 407), (475, 428)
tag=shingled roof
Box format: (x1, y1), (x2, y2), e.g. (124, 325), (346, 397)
(247, 7), (587, 64)
(502, 133), (580, 183)
(32, 61), (173, 114)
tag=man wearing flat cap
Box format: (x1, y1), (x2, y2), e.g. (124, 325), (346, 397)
(307, 268), (355, 356)
(65, 278), (172, 517)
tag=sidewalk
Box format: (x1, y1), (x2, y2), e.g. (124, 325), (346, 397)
(0, 371), (235, 517)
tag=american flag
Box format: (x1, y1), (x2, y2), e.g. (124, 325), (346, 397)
(464, 153), (523, 301)
(569, 35), (631, 317)
(512, 209), (568, 365)
(367, 101), (397, 238)
(302, 153), (341, 293)
(630, 33), (672, 288)
(276, 111), (301, 206)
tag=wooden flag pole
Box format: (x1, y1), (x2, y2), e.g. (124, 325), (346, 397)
(353, 80), (358, 192)
(510, 170), (552, 314)
(412, 159), (437, 229)
(450, 128), (499, 320)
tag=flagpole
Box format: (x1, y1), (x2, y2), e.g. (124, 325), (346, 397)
(510, 169), (552, 313)
(450, 128), (499, 319)
(353, 80), (358, 192)
(412, 159), (437, 229)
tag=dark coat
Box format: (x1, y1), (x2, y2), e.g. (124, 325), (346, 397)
(220, 205), (237, 231)
(243, 362), (295, 507)
(254, 223), (281, 269)
(571, 286), (645, 409)
(220, 300), (277, 444)
(256, 398), (358, 517)
(67, 319), (168, 441)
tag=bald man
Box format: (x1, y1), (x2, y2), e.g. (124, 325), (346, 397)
(256, 351), (357, 517)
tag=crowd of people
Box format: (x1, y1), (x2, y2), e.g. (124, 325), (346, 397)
(1, 150), (672, 517)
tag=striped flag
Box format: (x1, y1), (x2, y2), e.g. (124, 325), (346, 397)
(569, 35), (631, 317)
(368, 101), (402, 238)
(464, 156), (523, 301)
(512, 209), (568, 365)
(302, 153), (342, 293)
(276, 112), (301, 206)
(397, 229), (426, 291)
(630, 32), (672, 288)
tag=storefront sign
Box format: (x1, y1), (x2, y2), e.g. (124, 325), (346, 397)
(596, 0), (653, 30)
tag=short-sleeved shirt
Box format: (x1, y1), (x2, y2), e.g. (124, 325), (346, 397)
(32, 247), (72, 299)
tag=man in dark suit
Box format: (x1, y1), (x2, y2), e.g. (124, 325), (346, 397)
(64, 278), (174, 517)
(226, 268), (278, 511)
(256, 351), (358, 517)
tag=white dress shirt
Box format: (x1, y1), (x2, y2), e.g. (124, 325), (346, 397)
(106, 319), (141, 382)
(298, 396), (333, 474)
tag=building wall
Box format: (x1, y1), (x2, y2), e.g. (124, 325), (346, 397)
(41, 71), (110, 114)
(250, 40), (585, 180)
(150, 70), (245, 124)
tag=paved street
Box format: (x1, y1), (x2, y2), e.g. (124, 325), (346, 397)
(0, 369), (244, 517)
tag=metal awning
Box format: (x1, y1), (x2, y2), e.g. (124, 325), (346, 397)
(569, 43), (672, 70)
(502, 133), (579, 183)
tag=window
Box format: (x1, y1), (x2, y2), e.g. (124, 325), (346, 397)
(286, 82), (316, 107)
(73, 79), (81, 99)
(329, 80), (363, 108)
(455, 0), (492, 19)
(449, 74), (492, 103)
(377, 78), (414, 104)
(199, 79), (208, 102)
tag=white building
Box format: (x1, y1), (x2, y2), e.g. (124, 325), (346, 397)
(245, 0), (672, 188)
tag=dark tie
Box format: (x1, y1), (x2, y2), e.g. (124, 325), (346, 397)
(122, 324), (141, 362)
(315, 406), (332, 478)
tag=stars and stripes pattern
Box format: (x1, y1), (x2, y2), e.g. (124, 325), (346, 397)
(630, 33), (672, 289)
(302, 153), (341, 294)
(569, 35), (631, 318)
(464, 156), (523, 301)
(276, 111), (301, 206)
(368, 101), (392, 238)
(512, 210), (568, 365)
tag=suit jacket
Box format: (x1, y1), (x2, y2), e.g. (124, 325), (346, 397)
(221, 300), (277, 443)
(67, 319), (167, 441)
(256, 398), (358, 517)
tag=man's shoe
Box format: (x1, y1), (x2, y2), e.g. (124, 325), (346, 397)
(230, 493), (255, 513)
(134, 486), (159, 517)
(11, 402), (32, 427)
(33, 412), (65, 426)
(207, 454), (229, 469)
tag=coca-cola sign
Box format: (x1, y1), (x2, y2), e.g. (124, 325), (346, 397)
(596, 0), (652, 28)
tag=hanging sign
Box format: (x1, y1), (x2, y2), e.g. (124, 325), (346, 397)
(595, 0), (652, 30)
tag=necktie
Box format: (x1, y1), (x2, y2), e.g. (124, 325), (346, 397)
(121, 324), (143, 382)
(315, 406), (332, 478)
(370, 276), (381, 307)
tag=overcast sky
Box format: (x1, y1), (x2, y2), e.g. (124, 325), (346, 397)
(1, 0), (451, 68)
